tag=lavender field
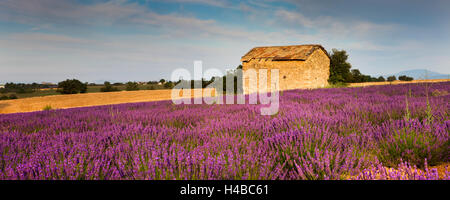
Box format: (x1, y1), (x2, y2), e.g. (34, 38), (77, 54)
(0, 83), (449, 180)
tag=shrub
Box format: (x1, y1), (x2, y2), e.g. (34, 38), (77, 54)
(125, 82), (139, 91)
(8, 94), (18, 99)
(42, 105), (52, 111)
(377, 76), (386, 82)
(100, 81), (120, 92)
(57, 79), (87, 94)
(0, 95), (9, 100)
(387, 76), (396, 82)
(326, 82), (348, 88)
(164, 81), (174, 89)
(399, 75), (414, 81)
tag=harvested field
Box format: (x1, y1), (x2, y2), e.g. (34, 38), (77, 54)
(1, 80), (448, 114)
(0, 89), (214, 114)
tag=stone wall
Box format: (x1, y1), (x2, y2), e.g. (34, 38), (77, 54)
(242, 49), (330, 94)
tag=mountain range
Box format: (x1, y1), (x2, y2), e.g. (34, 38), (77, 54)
(384, 69), (449, 80)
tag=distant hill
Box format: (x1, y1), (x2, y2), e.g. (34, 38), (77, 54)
(386, 69), (449, 80)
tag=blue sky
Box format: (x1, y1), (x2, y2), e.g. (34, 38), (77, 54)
(0, 0), (449, 83)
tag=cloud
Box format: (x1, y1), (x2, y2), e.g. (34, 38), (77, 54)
(274, 8), (396, 39)
(0, 0), (448, 83)
(149, 0), (233, 8)
(0, 0), (147, 26)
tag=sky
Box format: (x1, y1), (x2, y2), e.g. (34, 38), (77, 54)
(0, 0), (449, 83)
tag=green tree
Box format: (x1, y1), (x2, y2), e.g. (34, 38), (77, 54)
(387, 76), (397, 82)
(9, 94), (18, 99)
(328, 49), (352, 84)
(377, 76), (386, 82)
(398, 75), (414, 81)
(350, 69), (363, 83)
(100, 81), (120, 92)
(125, 81), (139, 91)
(164, 81), (174, 89)
(57, 79), (87, 94)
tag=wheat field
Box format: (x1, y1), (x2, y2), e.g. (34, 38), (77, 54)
(1, 80), (448, 114)
(0, 89), (214, 114)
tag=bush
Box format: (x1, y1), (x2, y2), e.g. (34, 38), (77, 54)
(0, 94), (18, 100)
(0, 95), (9, 100)
(326, 82), (349, 88)
(57, 79), (87, 94)
(42, 105), (53, 111)
(100, 81), (120, 92)
(125, 82), (139, 91)
(3, 83), (39, 94)
(387, 76), (396, 82)
(8, 94), (18, 99)
(398, 75), (414, 81)
(164, 81), (174, 89)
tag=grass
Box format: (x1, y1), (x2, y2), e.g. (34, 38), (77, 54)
(42, 105), (53, 111)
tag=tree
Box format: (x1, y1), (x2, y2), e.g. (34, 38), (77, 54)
(57, 79), (87, 94)
(9, 94), (18, 99)
(398, 75), (414, 81)
(100, 81), (119, 92)
(387, 76), (397, 82)
(328, 49), (352, 84)
(159, 79), (166, 84)
(164, 81), (174, 89)
(350, 69), (363, 83)
(125, 81), (139, 91)
(377, 76), (386, 82)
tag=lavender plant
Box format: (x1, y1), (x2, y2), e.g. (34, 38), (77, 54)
(0, 82), (448, 180)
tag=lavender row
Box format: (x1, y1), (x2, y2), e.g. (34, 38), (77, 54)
(0, 82), (448, 179)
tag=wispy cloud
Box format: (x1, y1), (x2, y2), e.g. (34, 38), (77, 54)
(0, 0), (448, 83)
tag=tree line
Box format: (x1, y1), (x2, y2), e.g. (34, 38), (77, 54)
(56, 79), (175, 94)
(328, 49), (413, 85)
(2, 48), (414, 98)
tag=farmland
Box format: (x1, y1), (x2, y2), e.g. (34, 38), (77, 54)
(1, 79), (449, 114)
(0, 89), (213, 114)
(0, 82), (448, 180)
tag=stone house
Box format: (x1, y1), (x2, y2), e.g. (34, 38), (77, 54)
(240, 44), (330, 93)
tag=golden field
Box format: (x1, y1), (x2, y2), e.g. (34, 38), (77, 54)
(0, 89), (214, 114)
(0, 79), (448, 114)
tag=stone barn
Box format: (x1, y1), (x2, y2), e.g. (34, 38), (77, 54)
(240, 44), (330, 93)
